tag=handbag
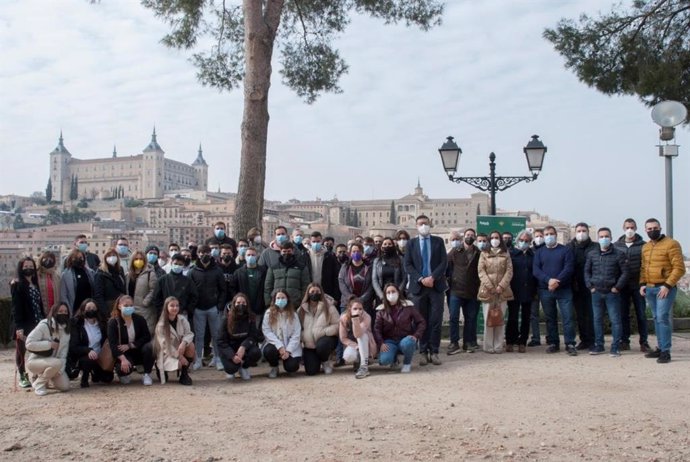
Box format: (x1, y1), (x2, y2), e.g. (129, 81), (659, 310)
(486, 301), (504, 328)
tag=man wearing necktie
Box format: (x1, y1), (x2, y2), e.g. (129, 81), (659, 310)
(404, 215), (448, 366)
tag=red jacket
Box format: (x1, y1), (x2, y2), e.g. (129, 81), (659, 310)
(374, 301), (426, 346)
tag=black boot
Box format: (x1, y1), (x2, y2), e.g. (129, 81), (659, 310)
(80, 372), (90, 388)
(179, 366), (192, 386)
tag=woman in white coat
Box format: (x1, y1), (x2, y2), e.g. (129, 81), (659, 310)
(25, 302), (71, 396)
(262, 289), (302, 378)
(153, 296), (195, 385)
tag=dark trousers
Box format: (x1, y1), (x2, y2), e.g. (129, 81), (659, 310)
(262, 343), (301, 373)
(619, 286), (649, 345)
(506, 300), (532, 345)
(461, 298), (479, 347)
(573, 288), (594, 346)
(220, 344), (262, 374)
(75, 356), (114, 383)
(410, 288), (444, 354)
(114, 342), (154, 376)
(303, 336), (338, 376)
(15, 338), (26, 375)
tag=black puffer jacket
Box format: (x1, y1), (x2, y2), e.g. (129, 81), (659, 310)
(189, 260), (226, 311)
(613, 234), (645, 289)
(584, 246), (629, 293)
(94, 268), (126, 317)
(568, 238), (599, 292)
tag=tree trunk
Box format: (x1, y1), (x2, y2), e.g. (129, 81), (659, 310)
(234, 0), (284, 240)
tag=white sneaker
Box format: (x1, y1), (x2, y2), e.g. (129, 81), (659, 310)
(239, 368), (251, 381)
(192, 358), (202, 371)
(142, 373), (153, 386)
(401, 364), (412, 373)
(119, 375), (131, 385)
(268, 367), (278, 378)
(215, 359), (224, 371)
(225, 373), (235, 380)
(322, 360), (333, 375)
(34, 387), (48, 396)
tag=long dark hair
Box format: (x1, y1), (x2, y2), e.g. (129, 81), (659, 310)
(226, 293), (254, 334)
(47, 302), (71, 335)
(488, 230), (508, 253)
(381, 283), (406, 311)
(16, 257), (38, 286)
(75, 298), (104, 327)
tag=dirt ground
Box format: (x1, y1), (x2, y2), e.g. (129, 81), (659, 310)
(1, 334), (689, 462)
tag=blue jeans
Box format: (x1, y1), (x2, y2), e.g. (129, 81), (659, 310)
(530, 298), (541, 343)
(646, 286), (677, 352)
(591, 291), (622, 351)
(379, 336), (417, 366)
(620, 286), (648, 344)
(539, 287), (575, 347)
(448, 295), (479, 345)
(194, 306), (220, 361)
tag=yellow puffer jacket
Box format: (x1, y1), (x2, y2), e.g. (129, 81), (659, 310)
(640, 236), (686, 287)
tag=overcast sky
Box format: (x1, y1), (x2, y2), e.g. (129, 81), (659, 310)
(1, 0), (688, 248)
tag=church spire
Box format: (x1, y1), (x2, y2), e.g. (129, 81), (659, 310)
(112, 145), (117, 158)
(143, 126), (164, 152)
(192, 143), (208, 166)
(50, 131), (71, 155)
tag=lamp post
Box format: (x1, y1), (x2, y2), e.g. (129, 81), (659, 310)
(651, 100), (687, 238)
(438, 135), (548, 215)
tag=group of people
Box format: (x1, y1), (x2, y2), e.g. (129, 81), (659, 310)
(10, 216), (685, 396)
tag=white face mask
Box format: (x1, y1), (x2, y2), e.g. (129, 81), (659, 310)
(417, 224), (430, 236)
(624, 229), (636, 239)
(451, 240), (462, 249)
(576, 231), (588, 242)
(490, 238), (501, 248)
(533, 237), (544, 246)
(106, 256), (118, 266)
(386, 292), (399, 304)
(397, 239), (408, 249)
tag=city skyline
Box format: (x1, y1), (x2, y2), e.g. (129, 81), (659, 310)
(1, 0), (688, 247)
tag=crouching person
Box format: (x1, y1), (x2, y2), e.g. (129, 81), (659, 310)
(68, 298), (114, 387)
(262, 289), (302, 378)
(154, 296), (195, 385)
(108, 295), (154, 385)
(339, 297), (378, 379)
(298, 283), (340, 376)
(217, 293), (261, 381)
(25, 303), (71, 396)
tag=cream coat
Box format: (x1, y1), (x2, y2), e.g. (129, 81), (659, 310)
(478, 249), (514, 303)
(153, 314), (194, 382)
(298, 296), (340, 349)
(25, 319), (70, 370)
(128, 266), (159, 334)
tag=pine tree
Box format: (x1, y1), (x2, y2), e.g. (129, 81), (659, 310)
(45, 178), (52, 203)
(389, 201), (397, 225)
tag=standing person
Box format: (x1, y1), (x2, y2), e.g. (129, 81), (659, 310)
(74, 234), (101, 271)
(115, 237), (132, 275)
(126, 251), (159, 335)
(60, 249), (96, 316)
(298, 283), (340, 376)
(153, 253), (198, 323)
(568, 223), (598, 351)
(107, 294), (154, 385)
(477, 231), (514, 354)
(247, 227), (267, 256)
(145, 245), (166, 279)
(323, 236), (335, 256)
(205, 221), (237, 255)
(340, 297), (377, 379)
(217, 293), (262, 381)
(395, 230), (410, 256)
(292, 228), (310, 268)
(307, 231), (341, 306)
(446, 229), (481, 355)
(372, 237), (406, 305)
(264, 242), (310, 310)
(68, 298), (114, 387)
(613, 218), (650, 352)
(362, 236), (378, 265)
(335, 244), (349, 266)
(24, 303), (71, 396)
(584, 228), (629, 357)
(338, 243), (375, 317)
(533, 226), (577, 356)
(262, 289), (302, 378)
(235, 239), (249, 268)
(229, 247), (267, 333)
(163, 243), (181, 273)
(528, 228), (545, 347)
(404, 215), (448, 366)
(640, 218), (686, 364)
(189, 245), (226, 371)
(36, 251), (61, 316)
(153, 296), (195, 385)
(258, 226), (290, 270)
(93, 249), (126, 319)
(218, 243), (238, 296)
(374, 284), (426, 373)
(501, 231), (514, 250)
(506, 230), (537, 353)
(11, 257), (45, 389)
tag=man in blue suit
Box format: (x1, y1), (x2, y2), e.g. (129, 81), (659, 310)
(404, 215), (448, 366)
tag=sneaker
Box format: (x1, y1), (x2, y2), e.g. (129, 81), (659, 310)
(333, 358), (346, 368)
(322, 361), (333, 375)
(192, 358), (203, 371)
(142, 373), (153, 386)
(545, 344), (560, 354)
(657, 351), (671, 364)
(419, 353), (429, 366)
(19, 373), (32, 389)
(527, 339), (541, 347)
(505, 344), (514, 353)
(268, 367), (278, 379)
(355, 366), (370, 379)
(431, 354), (442, 366)
(566, 345), (578, 356)
(119, 375), (131, 385)
(225, 373), (235, 380)
(466, 344), (479, 353)
(389, 360), (401, 371)
(215, 361), (224, 372)
(239, 368), (251, 381)
(619, 342), (631, 351)
(589, 346), (605, 355)
(400, 364), (412, 373)
(518, 345), (526, 353)
(609, 350), (621, 357)
(575, 342), (590, 351)
(640, 342), (651, 353)
(447, 342), (461, 355)
(34, 387), (48, 396)
(645, 348), (661, 359)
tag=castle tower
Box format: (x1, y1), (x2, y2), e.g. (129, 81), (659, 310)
(49, 131), (72, 202)
(192, 144), (209, 191)
(141, 127), (165, 198)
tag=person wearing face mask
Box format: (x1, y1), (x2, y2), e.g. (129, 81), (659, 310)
(205, 221), (237, 256)
(262, 289), (302, 377)
(145, 245), (166, 279)
(395, 230), (410, 256)
(404, 215), (448, 366)
(163, 243), (181, 273)
(24, 302), (71, 396)
(189, 245), (227, 371)
(639, 218), (685, 364)
(153, 254), (198, 325)
(108, 295), (154, 385)
(502, 232), (514, 250)
(187, 241), (199, 266)
(477, 231), (514, 353)
(229, 247), (267, 335)
(68, 298), (114, 387)
(323, 236), (335, 255)
(247, 227), (267, 256)
(154, 296), (195, 385)
(94, 249), (127, 319)
(613, 218), (650, 352)
(126, 250), (159, 335)
(264, 242), (310, 311)
(217, 293), (261, 381)
(372, 237), (406, 306)
(218, 244), (238, 292)
(527, 229), (546, 347)
(179, 248), (195, 275)
(291, 228), (311, 270)
(307, 231), (341, 306)
(567, 223), (599, 351)
(235, 239), (249, 267)
(584, 227), (629, 357)
(36, 251), (61, 316)
(115, 237), (132, 275)
(533, 225), (577, 356)
(59, 249), (96, 316)
(298, 283), (340, 375)
(258, 226), (290, 270)
(362, 236), (378, 265)
(11, 257), (46, 389)
(73, 234), (100, 270)
(506, 230), (538, 353)
(446, 229), (481, 355)
(338, 243), (375, 318)
(340, 297), (378, 379)
(335, 244), (349, 266)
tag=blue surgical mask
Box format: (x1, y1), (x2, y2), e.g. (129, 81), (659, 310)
(238, 246), (248, 257)
(294, 235), (303, 245)
(214, 229), (225, 239)
(276, 235), (288, 245)
(246, 255), (257, 268)
(544, 235), (557, 246)
(211, 248), (220, 258)
(147, 253), (158, 264)
(363, 245), (373, 255)
(77, 243), (88, 252)
(171, 264), (183, 274)
(311, 242), (322, 252)
(122, 306), (135, 317)
(599, 237), (611, 249)
(275, 298), (288, 309)
(451, 240), (462, 249)
(516, 241), (529, 251)
(476, 241), (487, 251)
(116, 245), (129, 256)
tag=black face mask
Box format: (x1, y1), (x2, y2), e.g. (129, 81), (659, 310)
(382, 246), (396, 256)
(200, 255), (212, 265)
(504, 239), (513, 248)
(464, 237), (475, 246)
(281, 254), (295, 264)
(84, 310), (98, 319)
(55, 314), (70, 325)
(183, 257), (192, 266)
(22, 268), (35, 277)
(41, 259), (55, 269)
(234, 303), (247, 315)
(325, 244), (333, 252)
(74, 259), (85, 269)
(222, 255), (233, 263)
(337, 254), (349, 264)
(309, 293), (322, 302)
(647, 229), (661, 241)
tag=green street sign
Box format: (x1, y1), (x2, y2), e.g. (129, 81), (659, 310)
(476, 215), (527, 235)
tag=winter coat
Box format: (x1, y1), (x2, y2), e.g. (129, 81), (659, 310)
(308, 250), (342, 303)
(257, 242), (282, 270)
(338, 262), (374, 310)
(189, 260), (226, 310)
(509, 248), (537, 303)
(67, 316), (108, 371)
(94, 268), (126, 317)
(153, 271), (198, 318)
(447, 245), (481, 299)
(567, 238), (599, 292)
(640, 235), (686, 288)
(264, 257), (310, 307)
(107, 313), (151, 359)
(584, 246), (629, 293)
(217, 315), (260, 360)
(373, 300), (426, 346)
(126, 265), (159, 334)
(338, 310), (377, 358)
(36, 267), (60, 315)
(262, 310), (302, 357)
(59, 267), (96, 315)
(154, 314), (194, 381)
(371, 255), (406, 300)
(613, 234), (645, 290)
(25, 319), (70, 369)
(297, 296), (340, 349)
(477, 249), (514, 303)
(11, 280), (44, 334)
(229, 265), (267, 316)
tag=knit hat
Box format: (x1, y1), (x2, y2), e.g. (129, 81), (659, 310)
(145, 245), (160, 254)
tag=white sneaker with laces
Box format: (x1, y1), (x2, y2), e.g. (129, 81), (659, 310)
(239, 368), (251, 380)
(322, 360), (333, 375)
(34, 387), (48, 396)
(401, 364), (412, 373)
(215, 359), (224, 371)
(142, 373), (153, 386)
(192, 358), (202, 371)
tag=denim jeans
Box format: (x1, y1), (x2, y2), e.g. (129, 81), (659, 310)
(619, 286), (648, 344)
(646, 286), (677, 352)
(539, 287), (575, 347)
(378, 336), (417, 366)
(530, 298), (541, 342)
(591, 291), (622, 351)
(448, 295), (478, 345)
(194, 306), (220, 361)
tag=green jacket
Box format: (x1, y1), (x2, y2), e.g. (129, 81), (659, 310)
(264, 257), (310, 306)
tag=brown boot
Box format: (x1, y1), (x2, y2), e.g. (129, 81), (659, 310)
(518, 344), (526, 353)
(505, 344), (514, 352)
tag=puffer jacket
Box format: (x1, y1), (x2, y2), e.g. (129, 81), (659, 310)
(447, 245), (481, 298)
(297, 295), (340, 349)
(567, 238), (599, 292)
(264, 257), (310, 306)
(477, 249), (514, 303)
(373, 300), (426, 346)
(189, 260), (226, 310)
(613, 234), (645, 289)
(127, 265), (159, 334)
(93, 268), (126, 317)
(584, 246), (628, 293)
(25, 319), (70, 368)
(640, 235), (686, 288)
